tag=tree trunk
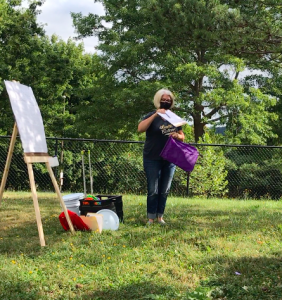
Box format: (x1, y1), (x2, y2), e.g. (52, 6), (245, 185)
(193, 112), (205, 143)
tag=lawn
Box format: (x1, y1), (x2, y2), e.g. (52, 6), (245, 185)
(1, 192), (282, 299)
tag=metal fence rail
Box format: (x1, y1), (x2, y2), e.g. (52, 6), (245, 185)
(1, 136), (282, 199)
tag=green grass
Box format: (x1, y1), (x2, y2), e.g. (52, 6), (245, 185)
(1, 192), (282, 299)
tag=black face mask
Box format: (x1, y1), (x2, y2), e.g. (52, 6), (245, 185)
(160, 102), (172, 110)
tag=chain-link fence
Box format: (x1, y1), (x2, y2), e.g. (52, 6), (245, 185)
(1, 136), (282, 199)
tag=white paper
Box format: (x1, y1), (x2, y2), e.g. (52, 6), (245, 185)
(48, 156), (59, 167)
(4, 80), (48, 153)
(157, 110), (188, 127)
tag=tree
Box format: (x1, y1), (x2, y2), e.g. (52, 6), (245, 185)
(0, 0), (45, 134)
(245, 66), (282, 146)
(28, 36), (89, 138)
(72, 0), (281, 143)
(0, 0), (97, 138)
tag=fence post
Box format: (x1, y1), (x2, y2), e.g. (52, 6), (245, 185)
(186, 171), (191, 196)
(54, 137), (58, 178)
(55, 137), (58, 156)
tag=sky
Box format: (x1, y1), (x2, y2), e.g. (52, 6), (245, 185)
(26, 0), (104, 53)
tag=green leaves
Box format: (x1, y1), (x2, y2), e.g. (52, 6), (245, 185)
(71, 0), (282, 143)
(0, 1), (98, 138)
(1, 0), (281, 144)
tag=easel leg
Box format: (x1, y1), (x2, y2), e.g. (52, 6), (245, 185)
(0, 123), (18, 204)
(26, 163), (46, 247)
(45, 162), (75, 234)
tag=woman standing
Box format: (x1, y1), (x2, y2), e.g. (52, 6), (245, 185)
(138, 89), (185, 225)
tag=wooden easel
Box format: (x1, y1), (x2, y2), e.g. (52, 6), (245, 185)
(0, 82), (75, 247)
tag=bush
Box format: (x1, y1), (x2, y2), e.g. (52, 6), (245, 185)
(189, 133), (228, 197)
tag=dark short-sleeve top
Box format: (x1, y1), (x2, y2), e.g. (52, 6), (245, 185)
(142, 111), (182, 160)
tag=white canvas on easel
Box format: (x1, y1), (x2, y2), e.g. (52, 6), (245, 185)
(0, 80), (75, 246)
(6, 81), (48, 153)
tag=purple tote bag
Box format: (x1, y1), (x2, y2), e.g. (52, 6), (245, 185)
(160, 136), (199, 172)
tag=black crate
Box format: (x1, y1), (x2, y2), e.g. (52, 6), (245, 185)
(79, 195), (123, 223)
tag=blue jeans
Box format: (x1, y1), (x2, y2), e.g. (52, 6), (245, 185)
(143, 159), (176, 219)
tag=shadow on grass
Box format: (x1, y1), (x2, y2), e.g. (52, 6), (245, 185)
(2, 256), (282, 300)
(0, 277), (44, 300)
(0, 279), (180, 300)
(81, 281), (179, 300)
(0, 214), (71, 255)
(200, 255), (282, 300)
(0, 196), (71, 255)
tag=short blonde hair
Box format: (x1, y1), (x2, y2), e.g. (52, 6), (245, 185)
(153, 89), (175, 109)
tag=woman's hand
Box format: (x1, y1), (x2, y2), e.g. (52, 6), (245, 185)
(170, 132), (180, 140)
(170, 130), (185, 142)
(156, 108), (166, 114)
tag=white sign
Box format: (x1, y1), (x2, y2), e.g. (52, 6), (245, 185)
(4, 80), (48, 153)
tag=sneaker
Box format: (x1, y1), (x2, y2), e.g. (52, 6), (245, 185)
(158, 219), (166, 226)
(146, 220), (154, 227)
